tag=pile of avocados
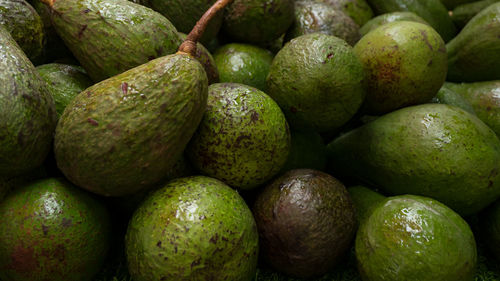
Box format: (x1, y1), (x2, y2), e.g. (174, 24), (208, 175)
(1, 0), (500, 280)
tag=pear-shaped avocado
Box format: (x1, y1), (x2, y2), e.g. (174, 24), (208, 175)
(431, 85), (476, 114)
(315, 0), (374, 26)
(356, 195), (477, 281)
(178, 33), (219, 85)
(451, 0), (499, 29)
(0, 178), (111, 281)
(0, 26), (57, 178)
(125, 176), (259, 281)
(447, 2), (500, 82)
(327, 103), (500, 215)
(353, 21), (447, 114)
(359, 11), (429, 36)
(54, 54), (208, 197)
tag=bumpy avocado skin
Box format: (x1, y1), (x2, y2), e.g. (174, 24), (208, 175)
(327, 104), (500, 216)
(126, 176), (259, 281)
(451, 0), (500, 28)
(0, 178), (111, 281)
(315, 0), (374, 26)
(253, 169), (356, 279)
(356, 195), (477, 281)
(353, 21), (447, 114)
(359, 11), (429, 36)
(187, 83), (290, 190)
(47, 0), (182, 82)
(0, 27), (57, 178)
(54, 54), (208, 197)
(431, 85), (476, 114)
(447, 3), (500, 82)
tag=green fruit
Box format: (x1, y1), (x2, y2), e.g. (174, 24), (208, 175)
(280, 129), (328, 173)
(356, 195), (477, 281)
(451, 0), (500, 28)
(431, 85), (476, 114)
(441, 0), (478, 9)
(213, 43), (273, 91)
(359, 11), (429, 36)
(347, 185), (386, 225)
(54, 54), (208, 197)
(447, 2), (500, 82)
(126, 176), (258, 281)
(0, 178), (111, 281)
(353, 21), (447, 114)
(315, 0), (374, 26)
(267, 33), (366, 133)
(0, 26), (57, 178)
(178, 33), (219, 85)
(187, 83), (290, 190)
(327, 103), (500, 216)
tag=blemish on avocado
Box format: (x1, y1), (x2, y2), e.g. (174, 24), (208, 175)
(121, 82), (128, 95)
(156, 241), (162, 248)
(42, 224), (49, 235)
(9, 245), (36, 272)
(61, 218), (72, 228)
(87, 118), (98, 126)
(78, 25), (87, 39)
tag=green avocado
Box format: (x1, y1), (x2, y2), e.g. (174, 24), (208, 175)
(280, 129), (328, 173)
(446, 2), (500, 82)
(441, 0), (478, 9)
(213, 43), (273, 91)
(353, 21), (447, 114)
(187, 83), (290, 190)
(178, 33), (219, 85)
(253, 169), (356, 279)
(431, 85), (476, 114)
(267, 33), (366, 133)
(314, 0), (374, 26)
(359, 11), (429, 36)
(327, 103), (500, 215)
(126, 176), (259, 281)
(54, 53), (208, 197)
(451, 0), (500, 28)
(0, 26), (57, 178)
(45, 0), (182, 82)
(0, 178), (111, 281)
(347, 185), (386, 225)
(356, 195), (477, 281)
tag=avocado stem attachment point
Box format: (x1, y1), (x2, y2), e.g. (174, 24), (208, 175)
(40, 0), (54, 7)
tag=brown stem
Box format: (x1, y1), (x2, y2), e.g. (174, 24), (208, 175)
(40, 0), (54, 7)
(177, 0), (234, 56)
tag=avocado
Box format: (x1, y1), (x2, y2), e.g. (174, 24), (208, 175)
(213, 43), (273, 91)
(54, 53), (208, 197)
(431, 85), (476, 114)
(267, 33), (366, 133)
(353, 21), (447, 114)
(0, 26), (57, 178)
(359, 11), (429, 36)
(356, 195), (477, 281)
(315, 0), (374, 26)
(0, 166), (48, 202)
(125, 175), (258, 281)
(446, 2), (500, 82)
(187, 83), (290, 190)
(480, 199), (500, 261)
(280, 129), (328, 173)
(441, 0), (479, 9)
(0, 178), (111, 281)
(451, 0), (500, 29)
(327, 103), (500, 215)
(178, 33), (219, 85)
(347, 185), (386, 225)
(285, 1), (361, 46)
(253, 169), (356, 279)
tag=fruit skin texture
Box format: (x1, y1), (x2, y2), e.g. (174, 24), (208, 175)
(315, 0), (374, 26)
(267, 33), (366, 133)
(353, 21), (447, 115)
(178, 33), (219, 85)
(125, 176), (259, 281)
(359, 11), (429, 36)
(0, 26), (57, 178)
(54, 54), (208, 197)
(0, 178), (111, 281)
(356, 195), (477, 281)
(451, 0), (500, 29)
(327, 104), (500, 216)
(253, 169), (356, 279)
(187, 83), (290, 190)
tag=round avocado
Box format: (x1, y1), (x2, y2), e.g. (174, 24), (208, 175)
(356, 195), (477, 281)
(125, 176), (259, 281)
(253, 169), (356, 279)
(359, 11), (429, 36)
(315, 0), (374, 26)
(0, 178), (111, 281)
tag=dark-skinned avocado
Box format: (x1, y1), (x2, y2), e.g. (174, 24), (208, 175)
(359, 11), (429, 36)
(451, 0), (500, 29)
(253, 169), (356, 279)
(178, 33), (219, 85)
(54, 53), (208, 197)
(347, 185), (385, 225)
(0, 178), (111, 281)
(0, 26), (57, 178)
(314, 0), (374, 26)
(213, 43), (273, 91)
(280, 129), (328, 173)
(431, 85), (476, 114)
(327, 103), (500, 216)
(0, 166), (48, 202)
(441, 0), (478, 9)
(126, 176), (258, 281)
(187, 83), (290, 190)
(480, 199), (500, 261)
(267, 33), (366, 133)
(353, 21), (447, 114)
(356, 195), (477, 281)
(446, 2), (500, 82)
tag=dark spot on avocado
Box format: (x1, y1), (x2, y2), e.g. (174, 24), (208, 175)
(148, 56), (156, 61)
(42, 224), (49, 235)
(8, 245), (36, 273)
(250, 111), (259, 122)
(327, 53), (333, 59)
(61, 218), (73, 228)
(234, 135), (251, 148)
(156, 241), (162, 248)
(82, 9), (90, 13)
(78, 25), (88, 39)
(87, 118), (98, 126)
(427, 60), (433, 67)
(87, 91), (93, 97)
(290, 106), (298, 113)
(209, 233), (218, 244)
(190, 258), (201, 269)
(489, 181), (494, 188)
(420, 30), (433, 51)
(121, 82), (128, 95)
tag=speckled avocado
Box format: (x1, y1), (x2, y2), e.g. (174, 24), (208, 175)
(125, 176), (259, 281)
(359, 11), (429, 36)
(54, 54), (208, 197)
(187, 83), (290, 190)
(356, 195), (477, 281)
(353, 21), (447, 114)
(253, 169), (356, 279)
(0, 178), (111, 281)
(327, 103), (500, 215)
(178, 33), (219, 85)
(315, 0), (374, 26)
(451, 0), (499, 28)
(0, 26), (57, 178)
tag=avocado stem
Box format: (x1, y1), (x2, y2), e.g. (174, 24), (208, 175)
(40, 0), (54, 7)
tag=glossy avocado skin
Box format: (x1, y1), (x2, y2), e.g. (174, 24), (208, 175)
(126, 176), (259, 281)
(54, 54), (208, 197)
(451, 0), (500, 29)
(253, 169), (356, 279)
(0, 26), (57, 178)
(359, 11), (429, 36)
(315, 0), (374, 26)
(0, 178), (111, 281)
(327, 104), (500, 216)
(431, 85), (476, 114)
(356, 195), (477, 281)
